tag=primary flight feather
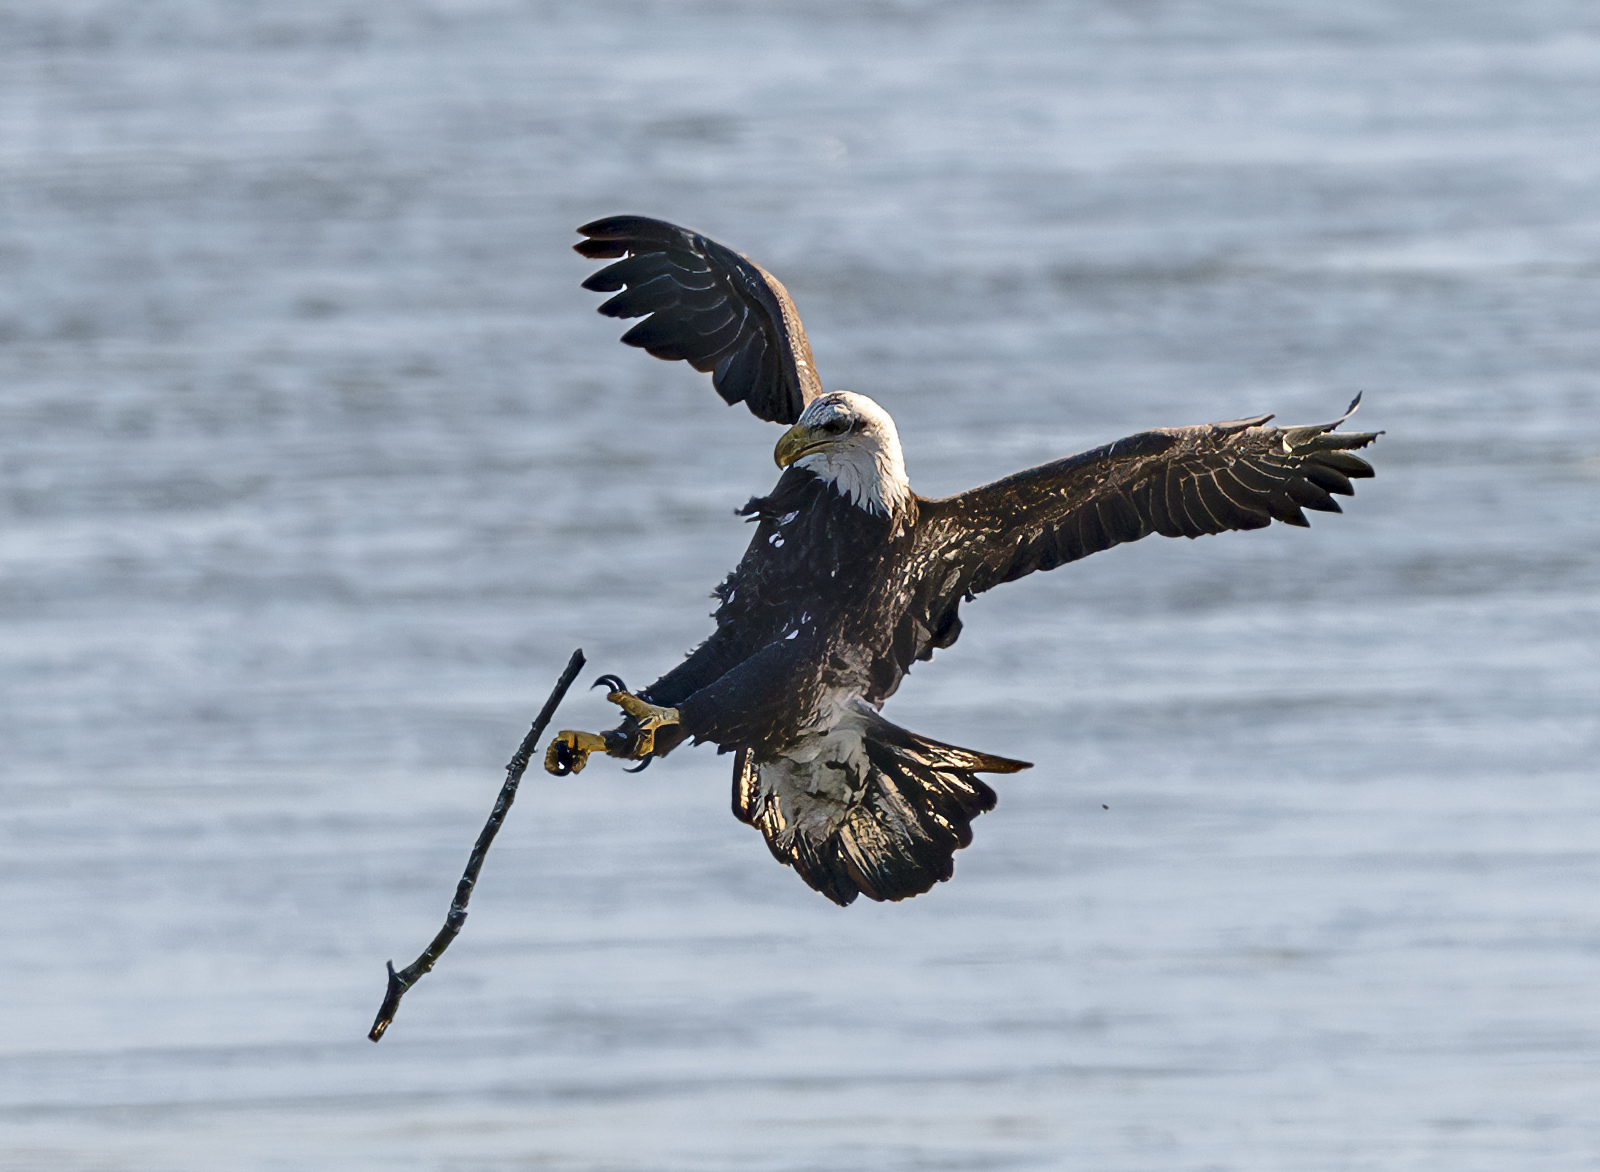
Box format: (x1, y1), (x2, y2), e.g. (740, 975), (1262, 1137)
(549, 215), (1380, 907)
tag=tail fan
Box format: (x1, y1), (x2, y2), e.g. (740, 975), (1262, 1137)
(732, 706), (1030, 906)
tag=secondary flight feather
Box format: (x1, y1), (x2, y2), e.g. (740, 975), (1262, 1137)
(550, 215), (1381, 906)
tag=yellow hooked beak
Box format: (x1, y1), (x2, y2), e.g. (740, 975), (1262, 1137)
(774, 421), (833, 468)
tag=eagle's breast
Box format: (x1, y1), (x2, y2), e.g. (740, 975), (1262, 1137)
(720, 469), (920, 718)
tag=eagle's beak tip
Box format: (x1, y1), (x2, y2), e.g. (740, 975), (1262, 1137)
(774, 422), (810, 469)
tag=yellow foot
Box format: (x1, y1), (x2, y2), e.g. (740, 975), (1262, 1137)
(595, 678), (679, 757)
(609, 693), (679, 755)
(545, 729), (608, 776)
(606, 691), (679, 731)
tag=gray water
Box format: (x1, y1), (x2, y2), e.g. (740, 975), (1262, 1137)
(2, 2), (1598, 1169)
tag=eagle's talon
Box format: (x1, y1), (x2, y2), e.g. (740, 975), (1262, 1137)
(592, 690), (680, 759)
(592, 673), (628, 694)
(544, 729), (608, 775)
(544, 738), (575, 775)
(603, 690), (680, 732)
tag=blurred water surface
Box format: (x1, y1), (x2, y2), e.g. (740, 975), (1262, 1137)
(2, 2), (1598, 1169)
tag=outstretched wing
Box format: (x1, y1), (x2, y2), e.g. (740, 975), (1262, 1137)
(905, 400), (1380, 656)
(574, 216), (823, 425)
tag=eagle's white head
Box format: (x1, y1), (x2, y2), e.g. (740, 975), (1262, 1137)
(773, 391), (911, 517)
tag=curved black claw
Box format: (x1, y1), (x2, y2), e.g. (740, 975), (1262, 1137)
(623, 757), (653, 774)
(592, 674), (628, 694)
(548, 738), (577, 776)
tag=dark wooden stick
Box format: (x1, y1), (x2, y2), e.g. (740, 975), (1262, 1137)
(368, 648), (586, 1042)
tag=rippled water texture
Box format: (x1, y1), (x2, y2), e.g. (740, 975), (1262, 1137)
(2, 2), (1598, 1168)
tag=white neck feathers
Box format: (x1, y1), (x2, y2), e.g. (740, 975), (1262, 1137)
(797, 443), (910, 516)
(793, 393), (911, 517)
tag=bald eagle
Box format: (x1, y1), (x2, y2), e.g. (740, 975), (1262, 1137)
(546, 215), (1380, 907)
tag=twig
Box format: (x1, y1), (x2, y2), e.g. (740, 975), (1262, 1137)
(368, 648), (586, 1042)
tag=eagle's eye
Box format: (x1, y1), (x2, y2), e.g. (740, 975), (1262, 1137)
(819, 418), (849, 435)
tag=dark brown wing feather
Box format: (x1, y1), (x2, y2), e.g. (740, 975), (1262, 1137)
(907, 399), (1380, 653)
(575, 216), (823, 425)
